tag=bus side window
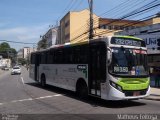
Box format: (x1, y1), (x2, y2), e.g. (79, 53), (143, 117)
(41, 52), (47, 64)
(69, 47), (74, 63)
(46, 50), (54, 64)
(75, 47), (81, 63)
(80, 45), (88, 64)
(31, 54), (35, 64)
(64, 47), (71, 64)
(50, 50), (54, 64)
(56, 49), (63, 64)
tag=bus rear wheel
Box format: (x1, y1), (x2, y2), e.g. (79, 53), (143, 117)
(41, 74), (46, 87)
(76, 82), (88, 99)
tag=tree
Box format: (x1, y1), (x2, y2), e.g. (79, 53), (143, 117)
(37, 39), (47, 50)
(0, 42), (17, 64)
(0, 42), (10, 51)
(18, 58), (27, 65)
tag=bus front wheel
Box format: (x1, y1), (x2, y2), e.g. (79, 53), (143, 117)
(76, 81), (88, 99)
(41, 74), (46, 87)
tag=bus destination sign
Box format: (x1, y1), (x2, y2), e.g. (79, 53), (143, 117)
(111, 37), (145, 47)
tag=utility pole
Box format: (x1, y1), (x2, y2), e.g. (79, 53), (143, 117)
(88, 0), (93, 39)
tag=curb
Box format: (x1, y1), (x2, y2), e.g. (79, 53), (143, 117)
(143, 97), (160, 101)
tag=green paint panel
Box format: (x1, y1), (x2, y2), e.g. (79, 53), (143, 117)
(117, 78), (150, 90)
(114, 35), (142, 41)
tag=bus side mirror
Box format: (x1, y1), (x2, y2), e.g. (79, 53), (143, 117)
(107, 47), (112, 66)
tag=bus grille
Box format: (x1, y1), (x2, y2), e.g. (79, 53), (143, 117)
(124, 89), (147, 96)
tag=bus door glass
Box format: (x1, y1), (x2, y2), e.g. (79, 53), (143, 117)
(89, 42), (106, 96)
(35, 53), (40, 81)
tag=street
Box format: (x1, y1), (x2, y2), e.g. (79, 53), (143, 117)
(0, 67), (159, 114)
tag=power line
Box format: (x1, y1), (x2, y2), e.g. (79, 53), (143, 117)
(0, 40), (36, 45)
(70, 0), (147, 39)
(72, 0), (84, 11)
(57, 0), (75, 21)
(95, 14), (157, 37)
(57, 0), (80, 21)
(70, 1), (160, 42)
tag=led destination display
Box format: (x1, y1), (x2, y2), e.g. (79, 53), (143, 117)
(111, 37), (146, 47)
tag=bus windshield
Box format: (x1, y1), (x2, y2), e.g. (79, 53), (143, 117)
(109, 47), (149, 77)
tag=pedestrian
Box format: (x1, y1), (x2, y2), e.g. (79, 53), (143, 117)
(156, 74), (160, 87)
(27, 65), (29, 71)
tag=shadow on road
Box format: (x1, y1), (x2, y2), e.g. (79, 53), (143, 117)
(26, 82), (146, 108)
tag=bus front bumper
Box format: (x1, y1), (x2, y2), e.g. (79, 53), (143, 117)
(106, 85), (150, 100)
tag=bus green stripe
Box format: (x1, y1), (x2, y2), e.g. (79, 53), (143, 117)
(114, 35), (143, 41)
(117, 78), (150, 90)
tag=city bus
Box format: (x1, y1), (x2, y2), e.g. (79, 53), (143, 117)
(29, 35), (150, 100)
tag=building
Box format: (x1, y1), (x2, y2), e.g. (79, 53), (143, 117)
(41, 10), (160, 47)
(17, 47), (36, 60)
(43, 27), (59, 48)
(58, 9), (148, 44)
(59, 9), (99, 44)
(17, 49), (23, 59)
(0, 57), (11, 68)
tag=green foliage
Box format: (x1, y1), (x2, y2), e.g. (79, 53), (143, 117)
(18, 58), (27, 65)
(37, 39), (47, 50)
(0, 42), (17, 59)
(0, 42), (10, 51)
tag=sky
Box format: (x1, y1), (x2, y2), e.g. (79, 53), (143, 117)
(0, 0), (159, 51)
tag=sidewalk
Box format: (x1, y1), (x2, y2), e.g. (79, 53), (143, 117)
(144, 87), (160, 101)
(0, 69), (4, 75)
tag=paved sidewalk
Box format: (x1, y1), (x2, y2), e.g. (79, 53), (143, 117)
(144, 87), (160, 101)
(0, 69), (4, 75)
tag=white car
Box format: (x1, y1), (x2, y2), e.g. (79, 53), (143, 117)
(11, 66), (21, 75)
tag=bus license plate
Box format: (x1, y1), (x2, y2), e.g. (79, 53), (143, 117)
(133, 91), (140, 96)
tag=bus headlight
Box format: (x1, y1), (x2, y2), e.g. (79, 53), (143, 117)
(109, 81), (123, 92)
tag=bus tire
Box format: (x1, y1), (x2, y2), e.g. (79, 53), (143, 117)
(76, 80), (88, 99)
(41, 74), (46, 87)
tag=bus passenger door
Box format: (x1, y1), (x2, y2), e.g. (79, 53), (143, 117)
(89, 42), (106, 97)
(35, 54), (40, 81)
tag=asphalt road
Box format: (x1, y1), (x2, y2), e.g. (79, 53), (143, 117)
(0, 67), (160, 119)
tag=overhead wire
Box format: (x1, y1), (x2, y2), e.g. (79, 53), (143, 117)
(95, 14), (157, 37)
(57, 0), (75, 21)
(70, 1), (160, 43)
(70, 0), (148, 39)
(0, 40), (36, 45)
(71, 0), (84, 11)
(70, 0), (133, 38)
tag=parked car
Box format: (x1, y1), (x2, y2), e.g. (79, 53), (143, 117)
(11, 66), (21, 75)
(1, 66), (9, 71)
(4, 67), (9, 71)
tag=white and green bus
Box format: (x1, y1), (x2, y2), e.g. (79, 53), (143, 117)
(29, 35), (150, 100)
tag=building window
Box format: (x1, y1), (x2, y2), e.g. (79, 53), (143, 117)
(108, 26), (112, 30)
(65, 21), (70, 27)
(65, 34), (70, 40)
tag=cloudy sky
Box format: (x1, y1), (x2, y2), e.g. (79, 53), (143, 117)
(0, 0), (159, 50)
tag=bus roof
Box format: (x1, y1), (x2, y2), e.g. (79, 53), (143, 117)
(112, 35), (143, 41)
(31, 35), (143, 54)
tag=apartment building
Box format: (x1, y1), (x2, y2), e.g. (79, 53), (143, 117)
(43, 27), (58, 48)
(58, 9), (149, 44)
(59, 9), (99, 44)
(42, 10), (160, 47)
(17, 47), (36, 60)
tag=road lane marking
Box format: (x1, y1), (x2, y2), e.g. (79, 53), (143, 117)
(11, 98), (33, 103)
(35, 94), (62, 100)
(21, 77), (24, 84)
(54, 94), (62, 96)
(0, 94), (63, 106)
(0, 103), (4, 105)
